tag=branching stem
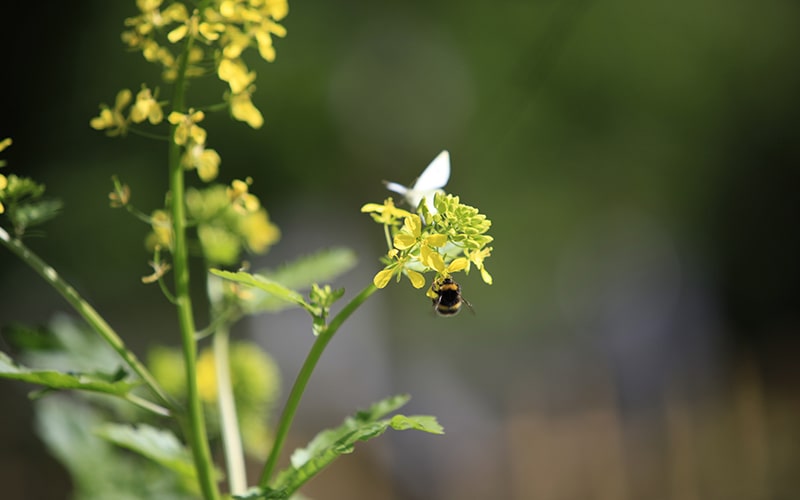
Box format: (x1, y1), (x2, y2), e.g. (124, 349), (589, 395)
(0, 226), (173, 410)
(259, 283), (379, 486)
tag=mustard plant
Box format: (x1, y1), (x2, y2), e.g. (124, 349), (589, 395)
(0, 2), (495, 499)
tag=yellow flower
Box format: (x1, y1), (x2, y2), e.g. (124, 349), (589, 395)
(126, 0), (181, 35)
(216, 0), (288, 63)
(168, 12), (226, 44)
(254, 12), (288, 63)
(123, 0), (187, 67)
(361, 198), (413, 226)
(168, 109), (206, 145)
(420, 244), (445, 272)
(265, 0), (290, 21)
(196, 348), (218, 403)
(130, 86), (163, 124)
(393, 214), (422, 250)
(218, 58), (256, 94)
(465, 247), (493, 284)
(230, 90), (264, 129)
(182, 142), (221, 182)
(254, 27), (277, 62)
(149, 209), (173, 249)
(239, 210), (280, 254)
(167, 23), (189, 43)
(227, 178), (260, 213)
(0, 137), (10, 172)
(90, 89), (132, 136)
(220, 25), (250, 59)
(0, 174), (6, 214)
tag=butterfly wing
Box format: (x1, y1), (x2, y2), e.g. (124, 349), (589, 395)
(384, 150), (451, 213)
(384, 181), (409, 195)
(412, 150), (450, 191)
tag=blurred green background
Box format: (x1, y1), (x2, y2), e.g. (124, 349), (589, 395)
(2, 0), (799, 498)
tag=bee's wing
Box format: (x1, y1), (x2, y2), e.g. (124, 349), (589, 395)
(412, 150), (450, 191)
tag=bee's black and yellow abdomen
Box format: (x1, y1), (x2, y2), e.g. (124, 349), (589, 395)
(432, 279), (464, 316)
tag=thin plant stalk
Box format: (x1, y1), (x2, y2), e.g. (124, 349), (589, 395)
(213, 324), (248, 494)
(0, 226), (172, 410)
(259, 283), (378, 486)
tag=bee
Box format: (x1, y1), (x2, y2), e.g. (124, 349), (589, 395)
(384, 150), (450, 214)
(430, 277), (473, 316)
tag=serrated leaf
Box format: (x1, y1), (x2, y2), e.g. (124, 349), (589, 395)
(95, 423), (197, 483)
(263, 248), (356, 290)
(389, 414), (444, 433)
(273, 395), (443, 496)
(0, 351), (136, 395)
(210, 269), (311, 311)
(240, 248), (357, 314)
(354, 393), (410, 421)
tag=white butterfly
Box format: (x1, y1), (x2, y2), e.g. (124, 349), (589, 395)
(384, 150), (450, 214)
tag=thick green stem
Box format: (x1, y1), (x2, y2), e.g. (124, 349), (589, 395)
(169, 35), (219, 500)
(259, 283), (379, 486)
(0, 226), (173, 410)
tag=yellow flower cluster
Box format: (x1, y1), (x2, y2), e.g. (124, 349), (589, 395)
(93, 1), (289, 183)
(143, 178), (279, 266)
(90, 86), (165, 137)
(363, 192), (493, 291)
(182, 179), (280, 265)
(121, 0), (288, 129)
(168, 109), (222, 181)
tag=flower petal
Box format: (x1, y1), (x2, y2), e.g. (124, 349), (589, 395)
(406, 270), (425, 289)
(480, 267), (493, 285)
(446, 257), (468, 273)
(373, 268), (394, 289)
(393, 233), (417, 250)
(425, 233), (448, 247)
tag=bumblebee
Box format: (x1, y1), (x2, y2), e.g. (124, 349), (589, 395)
(430, 277), (472, 316)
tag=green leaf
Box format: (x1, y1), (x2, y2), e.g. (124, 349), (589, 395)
(263, 248), (357, 290)
(389, 414), (444, 433)
(238, 248), (357, 314)
(95, 423), (198, 483)
(35, 397), (197, 499)
(10, 198), (63, 230)
(0, 351), (136, 396)
(210, 269), (311, 311)
(354, 393), (410, 421)
(272, 395), (443, 496)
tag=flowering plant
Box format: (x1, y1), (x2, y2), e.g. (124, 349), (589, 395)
(0, 2), (495, 499)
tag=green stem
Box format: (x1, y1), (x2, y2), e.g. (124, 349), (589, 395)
(213, 325), (247, 494)
(169, 34), (219, 500)
(259, 283), (379, 487)
(0, 226), (173, 410)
